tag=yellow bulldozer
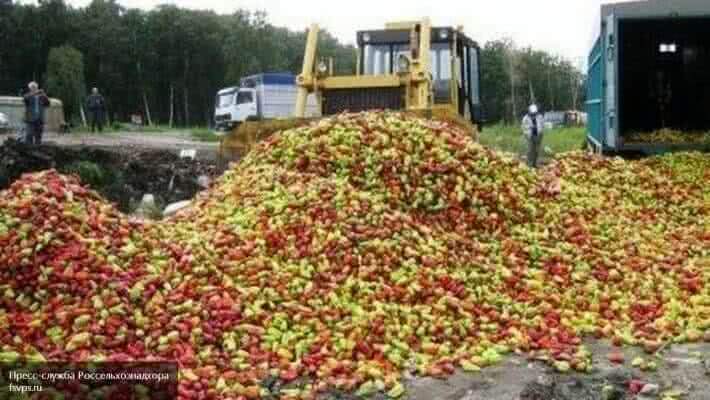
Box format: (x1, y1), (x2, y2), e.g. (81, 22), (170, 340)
(219, 18), (483, 160)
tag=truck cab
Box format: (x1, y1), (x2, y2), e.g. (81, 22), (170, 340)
(214, 87), (258, 131)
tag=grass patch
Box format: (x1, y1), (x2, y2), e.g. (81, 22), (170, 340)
(141, 125), (171, 133)
(60, 160), (122, 192)
(71, 123), (123, 134)
(479, 124), (586, 157)
(190, 128), (221, 142)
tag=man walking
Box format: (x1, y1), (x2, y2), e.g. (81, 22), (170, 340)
(522, 104), (545, 168)
(23, 81), (50, 145)
(86, 87), (106, 133)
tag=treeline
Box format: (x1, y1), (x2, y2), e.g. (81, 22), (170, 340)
(480, 39), (586, 124)
(0, 0), (356, 126)
(0, 0), (584, 126)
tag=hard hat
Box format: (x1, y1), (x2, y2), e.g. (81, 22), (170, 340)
(529, 104), (538, 114)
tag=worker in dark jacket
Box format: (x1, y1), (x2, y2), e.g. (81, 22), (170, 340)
(23, 81), (50, 145)
(86, 87), (106, 133)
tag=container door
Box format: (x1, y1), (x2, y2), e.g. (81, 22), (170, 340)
(586, 37), (604, 148)
(604, 13), (618, 148)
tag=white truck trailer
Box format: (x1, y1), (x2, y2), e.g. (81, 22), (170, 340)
(214, 73), (319, 131)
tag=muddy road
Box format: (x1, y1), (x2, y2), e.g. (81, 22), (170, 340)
(42, 130), (220, 160)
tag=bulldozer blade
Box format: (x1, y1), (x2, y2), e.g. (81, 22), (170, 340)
(218, 110), (477, 166)
(407, 107), (479, 141)
(219, 118), (315, 163)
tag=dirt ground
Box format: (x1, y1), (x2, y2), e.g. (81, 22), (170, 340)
(255, 340), (710, 400)
(0, 131), (221, 213)
(294, 340), (710, 400)
(384, 340), (710, 400)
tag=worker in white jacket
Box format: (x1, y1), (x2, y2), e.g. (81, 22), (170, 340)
(521, 104), (545, 168)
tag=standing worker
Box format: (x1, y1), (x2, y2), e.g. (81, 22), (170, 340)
(522, 104), (545, 168)
(23, 81), (50, 145)
(86, 87), (106, 133)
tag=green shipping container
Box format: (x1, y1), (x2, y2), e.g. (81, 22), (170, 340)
(586, 0), (710, 154)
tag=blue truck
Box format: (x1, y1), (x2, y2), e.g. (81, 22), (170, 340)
(586, 0), (710, 154)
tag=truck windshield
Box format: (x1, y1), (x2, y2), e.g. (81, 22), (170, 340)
(236, 91), (253, 104)
(217, 91), (235, 107)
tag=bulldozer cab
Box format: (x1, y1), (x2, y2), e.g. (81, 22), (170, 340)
(356, 25), (482, 123)
(294, 19), (483, 135)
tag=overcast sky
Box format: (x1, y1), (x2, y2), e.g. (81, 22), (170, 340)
(58, 0), (638, 65)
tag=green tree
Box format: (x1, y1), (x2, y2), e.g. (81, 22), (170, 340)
(46, 45), (86, 121)
(7, 0), (596, 127)
(481, 39), (585, 123)
(481, 39), (515, 123)
(77, 0), (130, 123)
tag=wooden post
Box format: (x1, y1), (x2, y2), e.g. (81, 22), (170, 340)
(169, 84), (174, 128)
(184, 88), (189, 127)
(79, 103), (87, 127)
(183, 56), (190, 127)
(143, 91), (153, 126)
(508, 46), (517, 123)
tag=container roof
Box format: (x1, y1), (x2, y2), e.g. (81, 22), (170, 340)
(602, 0), (710, 19)
(590, 0), (710, 51)
(241, 73), (295, 86)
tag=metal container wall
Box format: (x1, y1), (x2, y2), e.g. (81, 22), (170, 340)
(586, 0), (710, 153)
(586, 37), (603, 148)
